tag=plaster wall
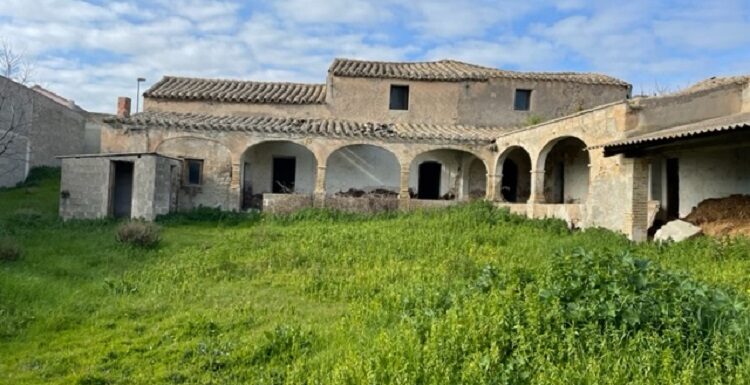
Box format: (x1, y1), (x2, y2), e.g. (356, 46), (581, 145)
(676, 147), (750, 218)
(155, 137), (233, 210)
(325, 144), (400, 194)
(457, 78), (628, 127)
(29, 92), (86, 167)
(243, 141), (317, 194)
(631, 86), (742, 132)
(0, 133), (29, 187)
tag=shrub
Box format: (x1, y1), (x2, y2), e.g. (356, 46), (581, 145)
(0, 237), (22, 262)
(115, 221), (161, 248)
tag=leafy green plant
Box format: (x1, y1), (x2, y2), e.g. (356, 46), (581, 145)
(0, 237), (22, 262)
(115, 221), (161, 248)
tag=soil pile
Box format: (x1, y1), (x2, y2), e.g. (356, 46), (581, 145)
(684, 194), (750, 237)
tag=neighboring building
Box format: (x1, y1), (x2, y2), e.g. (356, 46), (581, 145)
(58, 57), (750, 241)
(0, 76), (88, 187)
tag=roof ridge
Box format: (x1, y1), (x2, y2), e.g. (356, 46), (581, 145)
(158, 75), (325, 87)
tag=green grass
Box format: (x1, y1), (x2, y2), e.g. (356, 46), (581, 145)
(2, 169), (750, 384)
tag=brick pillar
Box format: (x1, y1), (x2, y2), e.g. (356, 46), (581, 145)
(528, 169), (545, 203)
(623, 158), (649, 242)
(399, 166), (410, 210)
(313, 165), (326, 208)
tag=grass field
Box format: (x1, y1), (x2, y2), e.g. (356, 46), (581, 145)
(2, 169), (750, 384)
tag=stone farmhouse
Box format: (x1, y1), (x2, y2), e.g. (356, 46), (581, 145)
(58, 58), (750, 241)
(0, 76), (88, 187)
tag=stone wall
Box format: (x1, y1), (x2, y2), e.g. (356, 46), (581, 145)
(325, 196), (399, 213)
(262, 193), (313, 214)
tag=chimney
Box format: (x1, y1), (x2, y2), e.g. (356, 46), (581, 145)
(117, 97), (131, 118)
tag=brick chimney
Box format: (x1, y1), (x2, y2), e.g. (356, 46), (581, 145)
(117, 97), (131, 118)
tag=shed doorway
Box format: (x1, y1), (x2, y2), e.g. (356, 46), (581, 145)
(418, 161), (441, 199)
(112, 161), (134, 218)
(666, 158), (679, 220)
(272, 157), (296, 193)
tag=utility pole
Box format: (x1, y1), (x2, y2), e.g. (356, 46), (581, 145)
(136, 77), (146, 113)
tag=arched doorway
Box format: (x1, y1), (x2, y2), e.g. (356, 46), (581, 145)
(497, 146), (532, 202)
(410, 149), (487, 200)
(538, 137), (590, 204)
(240, 141), (317, 209)
(325, 144), (400, 196)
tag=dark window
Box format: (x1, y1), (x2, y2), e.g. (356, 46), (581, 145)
(417, 161), (441, 199)
(184, 159), (203, 185)
(514, 89), (532, 111)
(389, 85), (409, 110)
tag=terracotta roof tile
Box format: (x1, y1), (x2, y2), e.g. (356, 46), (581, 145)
(107, 112), (508, 145)
(329, 58), (630, 86)
(143, 76), (326, 104)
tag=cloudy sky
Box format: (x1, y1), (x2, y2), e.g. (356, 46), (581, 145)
(1, 0), (748, 112)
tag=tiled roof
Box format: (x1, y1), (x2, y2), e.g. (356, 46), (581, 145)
(107, 112), (508, 144)
(143, 76), (326, 104)
(593, 112), (750, 150)
(329, 58), (630, 86)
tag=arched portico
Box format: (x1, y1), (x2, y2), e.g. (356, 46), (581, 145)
(534, 136), (590, 204)
(408, 148), (487, 200)
(495, 146), (532, 203)
(239, 140), (317, 209)
(324, 144), (401, 196)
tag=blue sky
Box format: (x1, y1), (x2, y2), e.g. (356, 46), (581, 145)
(1, 0), (749, 112)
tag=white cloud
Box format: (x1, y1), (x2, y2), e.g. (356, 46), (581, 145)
(0, 0), (748, 112)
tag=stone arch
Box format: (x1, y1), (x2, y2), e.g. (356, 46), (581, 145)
(537, 136), (590, 204)
(155, 136), (234, 210)
(324, 144), (401, 196)
(496, 146), (532, 203)
(409, 148), (487, 200)
(239, 140), (317, 209)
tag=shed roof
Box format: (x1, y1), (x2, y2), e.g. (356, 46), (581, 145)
(107, 111), (509, 145)
(329, 58), (630, 86)
(594, 112), (750, 155)
(143, 76), (326, 104)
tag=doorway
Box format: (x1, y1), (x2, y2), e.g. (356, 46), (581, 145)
(501, 159), (519, 202)
(272, 157), (296, 193)
(418, 161), (441, 199)
(112, 161), (134, 218)
(666, 158), (679, 220)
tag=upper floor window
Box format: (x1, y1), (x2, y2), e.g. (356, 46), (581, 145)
(184, 158), (203, 186)
(514, 89), (532, 111)
(389, 85), (409, 110)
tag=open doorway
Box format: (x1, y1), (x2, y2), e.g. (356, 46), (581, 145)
(417, 161), (441, 199)
(666, 158), (679, 220)
(501, 159), (519, 202)
(272, 157), (296, 193)
(112, 161), (134, 218)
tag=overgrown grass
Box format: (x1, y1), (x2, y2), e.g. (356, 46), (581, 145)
(1, 169), (750, 384)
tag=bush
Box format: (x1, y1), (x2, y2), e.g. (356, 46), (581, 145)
(0, 238), (22, 262)
(18, 166), (60, 187)
(115, 221), (161, 248)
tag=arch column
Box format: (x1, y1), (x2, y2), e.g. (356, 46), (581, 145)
(399, 165), (411, 210)
(485, 155), (499, 201)
(529, 169), (546, 203)
(230, 161), (241, 211)
(313, 165), (327, 208)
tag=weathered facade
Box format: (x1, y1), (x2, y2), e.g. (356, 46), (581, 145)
(59, 57), (750, 241)
(0, 76), (88, 187)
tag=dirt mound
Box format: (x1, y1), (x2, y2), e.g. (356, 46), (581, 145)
(684, 195), (750, 237)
